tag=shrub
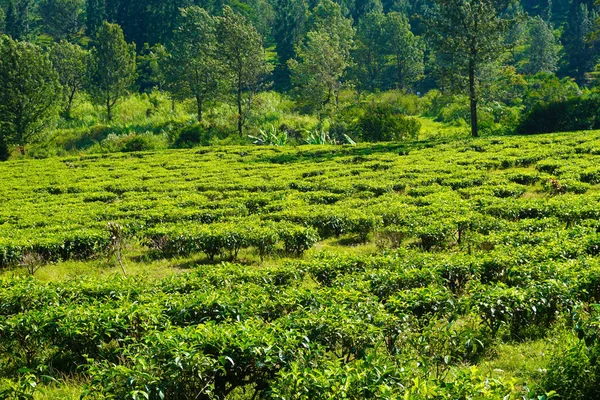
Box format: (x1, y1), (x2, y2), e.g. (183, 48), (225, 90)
(248, 225), (280, 260)
(95, 132), (168, 153)
(507, 172), (540, 185)
(517, 97), (600, 134)
(543, 178), (589, 195)
(469, 281), (569, 339)
(580, 168), (600, 184)
(173, 123), (212, 148)
(121, 133), (166, 152)
(492, 184), (526, 198)
(386, 285), (455, 321)
(414, 221), (456, 251)
(542, 335), (599, 400)
(279, 225), (319, 256)
(356, 103), (421, 142)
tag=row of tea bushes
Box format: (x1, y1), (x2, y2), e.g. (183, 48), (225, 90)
(3, 250), (598, 398)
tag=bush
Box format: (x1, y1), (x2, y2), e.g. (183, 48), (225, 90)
(517, 97), (600, 134)
(93, 132), (168, 153)
(356, 103), (421, 142)
(121, 134), (163, 152)
(542, 335), (600, 400)
(279, 224), (320, 256)
(580, 168), (600, 184)
(173, 124), (212, 148)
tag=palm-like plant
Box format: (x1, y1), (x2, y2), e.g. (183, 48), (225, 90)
(248, 125), (288, 146)
(305, 128), (356, 145)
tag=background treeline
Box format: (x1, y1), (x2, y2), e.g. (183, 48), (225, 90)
(2, 0), (600, 159)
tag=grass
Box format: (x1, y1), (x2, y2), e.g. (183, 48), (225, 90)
(308, 234), (380, 257)
(483, 339), (553, 387)
(0, 242), (189, 282)
(34, 380), (85, 400)
(417, 116), (471, 141)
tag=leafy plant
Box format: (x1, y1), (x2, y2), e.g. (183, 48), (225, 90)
(249, 125), (288, 146)
(305, 128), (356, 145)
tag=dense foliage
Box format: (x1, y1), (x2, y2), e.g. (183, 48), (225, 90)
(2, 0), (600, 157)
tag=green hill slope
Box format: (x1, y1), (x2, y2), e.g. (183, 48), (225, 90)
(1, 131), (600, 399)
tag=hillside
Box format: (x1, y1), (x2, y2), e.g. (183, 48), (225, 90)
(1, 131), (600, 398)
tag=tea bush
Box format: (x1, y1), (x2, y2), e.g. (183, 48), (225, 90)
(0, 129), (600, 398)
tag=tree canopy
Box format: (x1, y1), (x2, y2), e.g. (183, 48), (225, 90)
(0, 35), (60, 159)
(88, 21), (136, 121)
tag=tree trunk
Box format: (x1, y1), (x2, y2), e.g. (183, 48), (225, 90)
(469, 60), (478, 138)
(196, 95), (203, 122)
(106, 96), (112, 122)
(0, 134), (8, 162)
(66, 88), (77, 119)
(397, 55), (402, 90)
(237, 80), (243, 136)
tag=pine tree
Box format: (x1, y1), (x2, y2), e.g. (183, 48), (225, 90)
(352, 0), (383, 23)
(4, 1), (18, 38)
(273, 0), (306, 90)
(169, 7), (221, 122)
(86, 0), (105, 37)
(0, 36), (61, 160)
(38, 0), (85, 40)
(218, 7), (272, 135)
(5, 0), (30, 40)
(353, 11), (387, 92)
(50, 41), (89, 117)
(428, 0), (513, 137)
(289, 0), (355, 113)
(385, 11), (424, 91)
(88, 22), (137, 121)
(562, 1), (596, 84)
(525, 16), (560, 74)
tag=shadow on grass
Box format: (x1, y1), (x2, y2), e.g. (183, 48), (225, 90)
(248, 137), (471, 165)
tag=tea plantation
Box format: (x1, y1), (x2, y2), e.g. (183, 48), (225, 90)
(2, 131), (600, 399)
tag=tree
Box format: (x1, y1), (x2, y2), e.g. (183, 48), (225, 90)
(503, 1), (527, 63)
(38, 0), (85, 40)
(218, 7), (272, 135)
(384, 11), (424, 91)
(5, 0), (33, 40)
(88, 22), (136, 121)
(428, 0), (513, 137)
(142, 0), (198, 46)
(50, 40), (89, 118)
(273, 0), (306, 90)
(353, 11), (387, 92)
(86, 0), (105, 37)
(524, 16), (560, 74)
(562, 1), (596, 84)
(136, 43), (163, 93)
(0, 36), (61, 161)
(154, 44), (181, 112)
(168, 7), (221, 122)
(352, 0), (383, 23)
(4, 1), (18, 38)
(289, 0), (354, 113)
(0, 7), (5, 34)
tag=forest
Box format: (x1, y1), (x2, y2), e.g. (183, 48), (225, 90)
(1, 0), (600, 159)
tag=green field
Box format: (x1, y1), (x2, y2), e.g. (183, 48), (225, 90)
(2, 131), (600, 399)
